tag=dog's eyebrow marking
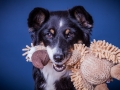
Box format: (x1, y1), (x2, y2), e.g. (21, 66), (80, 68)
(65, 29), (70, 34)
(78, 40), (83, 44)
(50, 29), (54, 34)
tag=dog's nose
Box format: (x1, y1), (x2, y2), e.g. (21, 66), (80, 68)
(53, 54), (64, 62)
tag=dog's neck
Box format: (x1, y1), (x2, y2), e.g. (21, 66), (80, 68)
(41, 62), (70, 90)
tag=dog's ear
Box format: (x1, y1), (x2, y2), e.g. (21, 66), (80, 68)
(69, 6), (93, 29)
(27, 7), (49, 32)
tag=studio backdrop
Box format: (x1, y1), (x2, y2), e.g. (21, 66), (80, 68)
(0, 0), (120, 90)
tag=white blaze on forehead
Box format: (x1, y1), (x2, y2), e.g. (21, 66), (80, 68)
(59, 19), (63, 28)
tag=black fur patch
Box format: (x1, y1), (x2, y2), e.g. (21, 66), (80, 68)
(33, 66), (46, 90)
(55, 77), (75, 90)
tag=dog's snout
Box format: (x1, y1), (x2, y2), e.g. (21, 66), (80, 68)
(53, 54), (64, 62)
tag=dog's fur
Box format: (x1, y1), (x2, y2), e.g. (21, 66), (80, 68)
(27, 6), (93, 90)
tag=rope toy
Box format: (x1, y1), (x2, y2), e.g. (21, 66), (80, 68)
(22, 40), (120, 90)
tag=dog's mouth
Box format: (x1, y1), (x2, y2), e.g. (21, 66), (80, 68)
(53, 63), (66, 72)
(51, 53), (72, 72)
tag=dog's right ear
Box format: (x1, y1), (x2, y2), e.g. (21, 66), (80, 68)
(27, 7), (49, 32)
(69, 6), (93, 29)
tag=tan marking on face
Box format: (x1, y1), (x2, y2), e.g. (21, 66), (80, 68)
(40, 42), (44, 45)
(50, 29), (54, 34)
(78, 40), (83, 44)
(65, 29), (70, 35)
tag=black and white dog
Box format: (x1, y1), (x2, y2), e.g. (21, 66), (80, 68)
(27, 6), (93, 90)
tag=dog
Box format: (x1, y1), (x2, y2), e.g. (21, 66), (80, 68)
(27, 6), (93, 90)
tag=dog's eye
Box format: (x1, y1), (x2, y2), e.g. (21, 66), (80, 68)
(67, 32), (74, 38)
(46, 32), (53, 39)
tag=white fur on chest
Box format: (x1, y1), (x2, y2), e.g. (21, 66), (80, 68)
(41, 62), (69, 90)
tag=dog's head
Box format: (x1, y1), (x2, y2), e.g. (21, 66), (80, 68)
(27, 6), (93, 72)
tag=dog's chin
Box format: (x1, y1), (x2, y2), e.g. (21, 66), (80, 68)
(53, 63), (66, 72)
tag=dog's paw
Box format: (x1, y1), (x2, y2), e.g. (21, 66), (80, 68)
(22, 43), (37, 62)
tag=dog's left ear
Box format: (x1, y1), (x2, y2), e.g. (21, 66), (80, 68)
(27, 7), (49, 32)
(69, 6), (93, 29)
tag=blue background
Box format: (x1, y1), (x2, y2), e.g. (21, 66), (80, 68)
(0, 0), (120, 90)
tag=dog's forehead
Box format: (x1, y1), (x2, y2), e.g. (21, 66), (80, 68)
(49, 11), (69, 22)
(48, 11), (70, 30)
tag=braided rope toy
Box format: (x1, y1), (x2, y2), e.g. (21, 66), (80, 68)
(22, 40), (120, 90)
